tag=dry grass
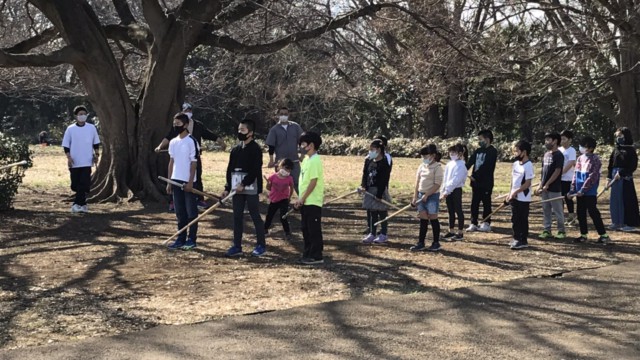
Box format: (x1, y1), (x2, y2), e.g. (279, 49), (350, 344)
(1, 146), (638, 350)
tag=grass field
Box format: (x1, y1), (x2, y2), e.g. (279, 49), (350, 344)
(1, 145), (639, 350)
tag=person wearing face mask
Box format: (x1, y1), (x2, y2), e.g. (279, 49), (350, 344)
(466, 129), (498, 233)
(264, 158), (295, 240)
(559, 130), (577, 225)
(359, 140), (392, 244)
(571, 136), (610, 244)
(507, 140), (535, 250)
(536, 132), (566, 240)
(62, 105), (100, 213)
(165, 113), (200, 250)
(155, 102), (225, 212)
(266, 107), (304, 193)
(410, 144), (443, 252)
(221, 119), (266, 257)
(607, 127), (640, 231)
(440, 143), (468, 242)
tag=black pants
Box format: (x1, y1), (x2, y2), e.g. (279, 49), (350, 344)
(232, 194), (265, 248)
(70, 167), (91, 206)
(470, 187), (493, 225)
(561, 181), (575, 214)
(511, 200), (530, 243)
(446, 188), (464, 230)
(301, 205), (323, 260)
(264, 199), (291, 234)
(367, 210), (388, 235)
(577, 196), (606, 236)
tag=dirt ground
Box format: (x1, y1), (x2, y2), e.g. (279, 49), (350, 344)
(1, 146), (639, 350)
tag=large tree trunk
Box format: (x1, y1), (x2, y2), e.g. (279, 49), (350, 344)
(610, 33), (640, 140)
(424, 104), (444, 138)
(446, 84), (466, 138)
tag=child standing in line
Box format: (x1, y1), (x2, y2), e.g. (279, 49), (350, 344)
(411, 144), (443, 252)
(536, 132), (566, 240)
(264, 158), (295, 240)
(572, 136), (610, 244)
(360, 140), (392, 244)
(507, 140), (535, 250)
(222, 119), (266, 257)
(294, 132), (325, 265)
(466, 130), (498, 232)
(440, 144), (468, 241)
(559, 130), (577, 225)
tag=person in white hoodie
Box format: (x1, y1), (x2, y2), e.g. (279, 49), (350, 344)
(440, 143), (468, 241)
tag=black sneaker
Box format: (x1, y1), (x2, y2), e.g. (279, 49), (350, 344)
(453, 233), (464, 241)
(410, 242), (426, 252)
(510, 240), (529, 250)
(574, 235), (587, 243)
(299, 257), (324, 265)
(427, 242), (441, 252)
(441, 232), (456, 241)
(596, 235), (611, 245)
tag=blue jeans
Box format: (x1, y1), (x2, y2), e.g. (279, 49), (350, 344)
(609, 168), (624, 225)
(172, 182), (199, 243)
(232, 194), (265, 248)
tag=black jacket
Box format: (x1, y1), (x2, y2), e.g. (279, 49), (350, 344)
(466, 145), (498, 190)
(361, 157), (391, 198)
(608, 145), (638, 179)
(165, 119), (219, 152)
(225, 140), (263, 194)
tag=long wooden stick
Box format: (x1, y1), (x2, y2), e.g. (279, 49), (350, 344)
(481, 202), (509, 223)
(362, 191), (400, 210)
(162, 191), (236, 245)
(495, 182), (540, 200)
(374, 203), (413, 226)
(0, 160), (27, 171)
(531, 195), (568, 205)
(281, 207), (296, 220)
(158, 176), (222, 201)
(597, 178), (618, 198)
(324, 190), (360, 206)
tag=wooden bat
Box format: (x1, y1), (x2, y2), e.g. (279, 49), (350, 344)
(0, 160), (27, 171)
(374, 203), (413, 226)
(158, 176), (222, 201)
(324, 190), (360, 206)
(362, 190), (400, 210)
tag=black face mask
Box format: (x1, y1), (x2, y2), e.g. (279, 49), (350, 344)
(544, 143), (553, 150)
(174, 125), (186, 134)
(237, 132), (248, 141)
(298, 145), (308, 155)
(616, 137), (625, 146)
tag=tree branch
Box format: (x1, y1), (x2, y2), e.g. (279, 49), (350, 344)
(104, 24), (151, 53)
(4, 27), (60, 53)
(0, 46), (82, 67)
(199, 2), (397, 54)
(112, 0), (137, 25)
(141, 0), (167, 40)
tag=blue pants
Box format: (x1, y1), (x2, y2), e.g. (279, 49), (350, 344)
(172, 182), (199, 243)
(609, 168), (624, 225)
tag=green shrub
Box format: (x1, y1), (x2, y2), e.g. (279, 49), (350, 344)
(0, 132), (32, 210)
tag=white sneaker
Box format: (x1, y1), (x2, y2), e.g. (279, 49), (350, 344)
(80, 205), (89, 213)
(71, 204), (82, 213)
(479, 223), (492, 232)
(466, 224), (479, 232)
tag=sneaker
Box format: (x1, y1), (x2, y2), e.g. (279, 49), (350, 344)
(225, 246), (243, 257)
(453, 233), (464, 241)
(466, 224), (479, 232)
(539, 230), (552, 239)
(608, 224), (622, 231)
(251, 245), (266, 257)
(555, 231), (566, 239)
(168, 201), (175, 213)
(181, 240), (197, 250)
(362, 233), (375, 244)
(510, 240), (529, 250)
(596, 235), (611, 244)
(197, 201), (210, 210)
(574, 235), (587, 243)
(299, 257), (324, 265)
(478, 223), (492, 232)
(410, 242), (426, 252)
(167, 239), (186, 250)
(441, 232), (456, 241)
(427, 242), (441, 252)
(71, 204), (82, 213)
(620, 226), (637, 232)
(373, 234), (388, 244)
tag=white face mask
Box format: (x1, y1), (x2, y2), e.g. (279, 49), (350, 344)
(279, 115), (289, 123)
(450, 154), (458, 161)
(279, 169), (290, 177)
(423, 158), (432, 165)
(185, 112), (193, 119)
(579, 146), (587, 154)
(77, 114), (87, 123)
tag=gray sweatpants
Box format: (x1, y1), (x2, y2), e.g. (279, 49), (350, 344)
(542, 191), (565, 232)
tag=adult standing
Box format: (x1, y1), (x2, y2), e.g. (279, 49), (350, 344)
(607, 127), (640, 231)
(266, 107), (304, 193)
(155, 103), (225, 210)
(62, 105), (100, 213)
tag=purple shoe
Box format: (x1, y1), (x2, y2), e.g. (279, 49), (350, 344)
(373, 234), (388, 244)
(362, 233), (375, 244)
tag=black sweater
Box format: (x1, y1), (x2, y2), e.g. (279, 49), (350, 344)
(466, 145), (498, 190)
(361, 157), (391, 198)
(225, 140), (263, 194)
(608, 145), (638, 179)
